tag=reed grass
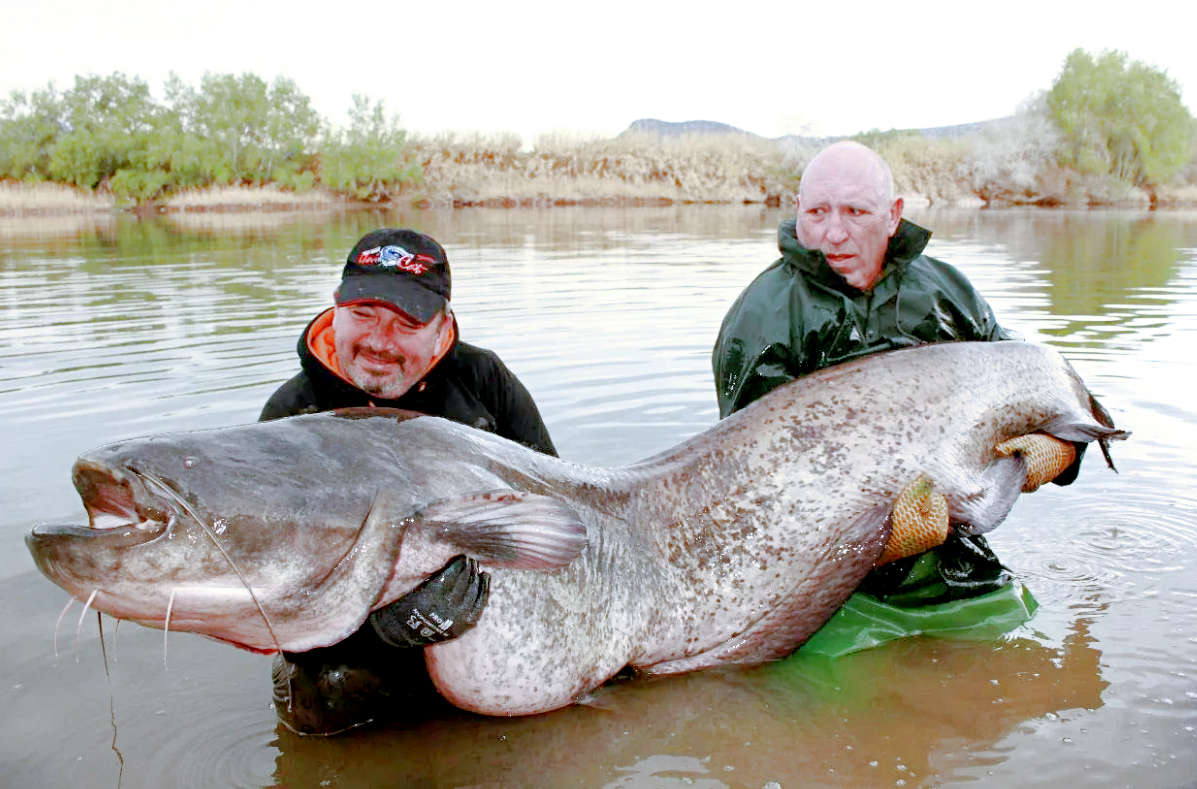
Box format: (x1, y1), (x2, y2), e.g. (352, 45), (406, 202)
(407, 132), (801, 206)
(0, 181), (114, 214)
(162, 184), (341, 211)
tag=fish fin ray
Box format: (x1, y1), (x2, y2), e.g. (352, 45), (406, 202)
(417, 490), (587, 570)
(1041, 416), (1130, 445)
(1041, 410), (1130, 474)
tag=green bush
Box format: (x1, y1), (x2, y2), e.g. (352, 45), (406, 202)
(0, 71), (332, 203)
(1048, 49), (1194, 195)
(319, 95), (422, 201)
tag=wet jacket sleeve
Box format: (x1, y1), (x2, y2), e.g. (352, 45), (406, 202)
(714, 333), (799, 418)
(926, 260), (1015, 343)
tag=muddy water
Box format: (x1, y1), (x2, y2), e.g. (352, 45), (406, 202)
(1, 206), (1195, 788)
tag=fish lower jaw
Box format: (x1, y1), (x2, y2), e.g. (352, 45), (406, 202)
(88, 512), (168, 532)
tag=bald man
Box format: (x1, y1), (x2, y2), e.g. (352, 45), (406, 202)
(714, 141), (1011, 414)
(712, 141), (1021, 623)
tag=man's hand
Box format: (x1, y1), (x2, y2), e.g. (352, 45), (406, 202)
(369, 555), (490, 648)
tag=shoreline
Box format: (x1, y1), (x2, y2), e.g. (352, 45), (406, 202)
(3, 181), (1197, 218)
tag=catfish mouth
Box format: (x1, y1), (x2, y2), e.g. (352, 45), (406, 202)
(79, 459), (181, 535)
(29, 446), (403, 654)
(31, 459), (180, 547)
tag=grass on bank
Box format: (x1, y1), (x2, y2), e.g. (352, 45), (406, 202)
(163, 184), (341, 211)
(407, 131), (802, 207)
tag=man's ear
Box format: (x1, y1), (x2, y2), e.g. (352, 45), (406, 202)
(793, 195), (806, 245)
(432, 310), (456, 359)
(888, 196), (904, 236)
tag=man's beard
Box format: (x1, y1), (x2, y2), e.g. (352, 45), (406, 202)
(346, 353), (415, 400)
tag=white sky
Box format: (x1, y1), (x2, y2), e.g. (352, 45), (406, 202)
(3, 0), (1194, 145)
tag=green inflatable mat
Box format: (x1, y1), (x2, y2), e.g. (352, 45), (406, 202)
(800, 559), (1038, 660)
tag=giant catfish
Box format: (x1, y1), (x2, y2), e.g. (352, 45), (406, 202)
(27, 341), (1128, 718)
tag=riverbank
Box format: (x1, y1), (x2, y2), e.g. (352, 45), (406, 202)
(4, 131), (1197, 215)
(7, 177), (1196, 217)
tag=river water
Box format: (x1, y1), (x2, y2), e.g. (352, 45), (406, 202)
(1, 205), (1195, 788)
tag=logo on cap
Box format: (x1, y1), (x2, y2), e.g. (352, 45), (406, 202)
(356, 245), (435, 275)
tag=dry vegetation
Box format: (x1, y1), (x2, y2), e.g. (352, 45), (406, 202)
(162, 184), (341, 211)
(4, 54), (1191, 215)
(0, 182), (114, 213)
(406, 132), (801, 207)
(3, 127), (1195, 215)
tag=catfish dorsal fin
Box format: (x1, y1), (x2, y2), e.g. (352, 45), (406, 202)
(415, 490), (587, 570)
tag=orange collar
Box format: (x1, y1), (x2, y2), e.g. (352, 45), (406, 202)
(305, 307), (457, 393)
(306, 308), (347, 381)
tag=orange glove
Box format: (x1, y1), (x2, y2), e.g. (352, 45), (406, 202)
(877, 474), (950, 566)
(995, 434), (1077, 492)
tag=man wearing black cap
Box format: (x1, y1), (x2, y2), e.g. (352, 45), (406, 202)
(262, 228), (557, 734)
(262, 228), (557, 451)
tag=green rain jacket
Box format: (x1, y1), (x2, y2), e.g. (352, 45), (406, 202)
(714, 217), (1013, 417)
(712, 217), (1034, 659)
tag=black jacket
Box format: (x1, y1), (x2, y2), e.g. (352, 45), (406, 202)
(261, 308), (557, 457)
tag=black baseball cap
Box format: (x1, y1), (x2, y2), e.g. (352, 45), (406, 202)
(335, 229), (451, 323)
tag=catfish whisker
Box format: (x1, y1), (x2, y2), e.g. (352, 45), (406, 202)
(75, 589), (98, 662)
(138, 473), (283, 647)
(164, 588), (176, 671)
(54, 597), (75, 658)
(139, 471), (288, 704)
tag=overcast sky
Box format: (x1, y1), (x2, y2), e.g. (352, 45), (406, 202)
(4, 0), (1193, 145)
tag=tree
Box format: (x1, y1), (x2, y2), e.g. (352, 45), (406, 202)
(319, 95), (421, 201)
(167, 72), (321, 187)
(0, 70), (413, 203)
(1047, 49), (1194, 196)
(0, 85), (62, 180)
(47, 73), (161, 191)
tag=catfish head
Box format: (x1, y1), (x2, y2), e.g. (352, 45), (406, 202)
(27, 410), (588, 655)
(28, 411), (456, 653)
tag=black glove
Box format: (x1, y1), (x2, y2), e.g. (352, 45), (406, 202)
(369, 554), (490, 648)
(860, 532), (1012, 606)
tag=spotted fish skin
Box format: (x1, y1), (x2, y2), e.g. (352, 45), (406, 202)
(27, 341), (1128, 717)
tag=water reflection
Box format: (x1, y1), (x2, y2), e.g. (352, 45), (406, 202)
(2, 207), (1196, 789)
(909, 208), (1197, 350)
(262, 620), (1107, 788)
(0, 204), (784, 268)
(257, 622), (1106, 785)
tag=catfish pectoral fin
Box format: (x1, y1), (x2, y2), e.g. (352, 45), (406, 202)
(415, 490), (587, 570)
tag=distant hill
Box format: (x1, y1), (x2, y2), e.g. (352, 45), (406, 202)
(914, 120), (997, 139)
(621, 117), (1005, 143)
(622, 118), (762, 139)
